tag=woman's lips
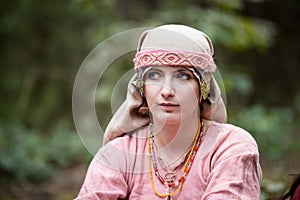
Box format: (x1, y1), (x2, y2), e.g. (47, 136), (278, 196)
(159, 102), (179, 112)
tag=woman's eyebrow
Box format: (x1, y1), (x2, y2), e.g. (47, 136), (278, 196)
(149, 66), (162, 71)
(148, 67), (163, 73)
(174, 68), (192, 73)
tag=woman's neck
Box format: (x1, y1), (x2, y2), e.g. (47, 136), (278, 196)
(151, 114), (200, 168)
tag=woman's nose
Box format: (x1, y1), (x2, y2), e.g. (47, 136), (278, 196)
(160, 84), (175, 98)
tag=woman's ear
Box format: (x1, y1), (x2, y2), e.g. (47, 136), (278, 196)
(138, 98), (149, 116)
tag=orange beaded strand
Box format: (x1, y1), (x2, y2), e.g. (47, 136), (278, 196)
(147, 119), (204, 198)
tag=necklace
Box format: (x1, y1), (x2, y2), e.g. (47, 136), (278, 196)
(147, 119), (204, 199)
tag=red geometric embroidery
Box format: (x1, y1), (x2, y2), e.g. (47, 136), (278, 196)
(133, 50), (216, 72)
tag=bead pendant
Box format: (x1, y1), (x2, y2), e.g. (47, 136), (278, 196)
(164, 172), (176, 185)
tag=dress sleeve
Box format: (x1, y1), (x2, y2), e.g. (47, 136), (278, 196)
(201, 126), (262, 200)
(75, 150), (128, 200)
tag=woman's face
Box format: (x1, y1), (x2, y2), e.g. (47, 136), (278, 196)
(144, 66), (200, 125)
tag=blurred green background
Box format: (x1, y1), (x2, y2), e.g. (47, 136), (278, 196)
(0, 0), (299, 199)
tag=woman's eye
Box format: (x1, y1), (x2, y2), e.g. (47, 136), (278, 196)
(147, 71), (161, 80)
(176, 72), (191, 80)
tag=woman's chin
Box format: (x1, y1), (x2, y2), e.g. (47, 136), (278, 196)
(153, 112), (182, 125)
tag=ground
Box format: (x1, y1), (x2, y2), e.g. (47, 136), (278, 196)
(0, 165), (87, 200)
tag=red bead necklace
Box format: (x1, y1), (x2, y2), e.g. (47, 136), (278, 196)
(147, 119), (204, 198)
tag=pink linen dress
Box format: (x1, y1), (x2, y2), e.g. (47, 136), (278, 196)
(76, 121), (262, 200)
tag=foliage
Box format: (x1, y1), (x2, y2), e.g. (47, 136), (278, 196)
(0, 121), (90, 182)
(148, 6), (275, 51)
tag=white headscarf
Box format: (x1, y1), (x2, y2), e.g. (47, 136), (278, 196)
(103, 24), (227, 145)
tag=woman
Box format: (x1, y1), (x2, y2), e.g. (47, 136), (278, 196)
(76, 24), (262, 199)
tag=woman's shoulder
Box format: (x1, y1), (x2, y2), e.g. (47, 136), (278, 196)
(102, 125), (149, 153)
(203, 120), (259, 153)
(198, 120), (261, 174)
(94, 125), (149, 171)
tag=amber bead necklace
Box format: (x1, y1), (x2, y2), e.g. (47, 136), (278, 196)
(147, 119), (204, 199)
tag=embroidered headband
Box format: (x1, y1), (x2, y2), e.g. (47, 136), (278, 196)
(133, 49), (217, 72)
